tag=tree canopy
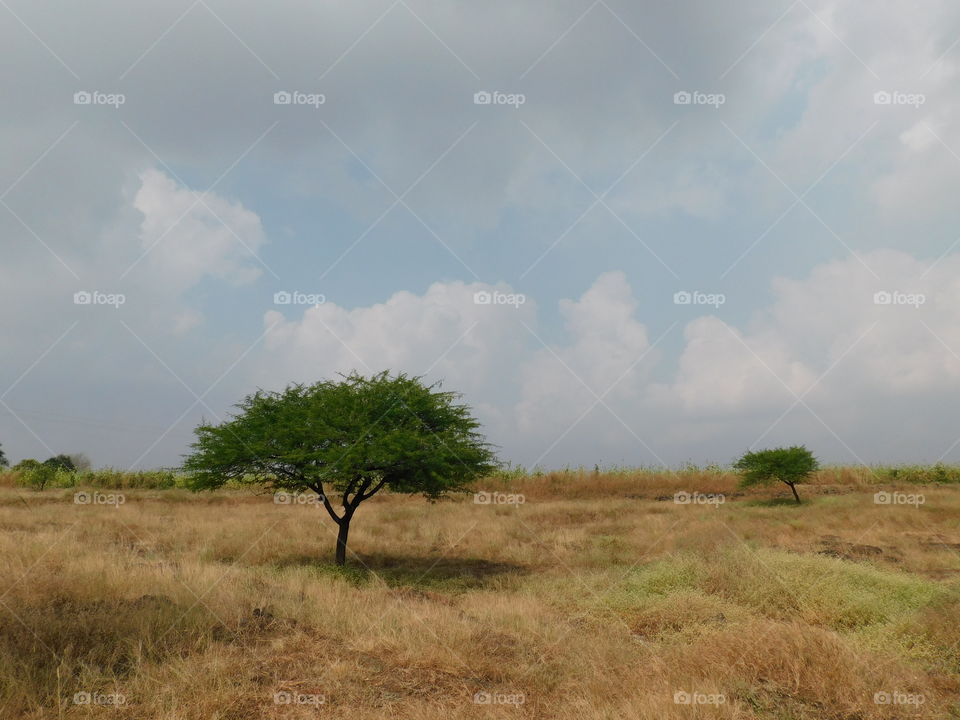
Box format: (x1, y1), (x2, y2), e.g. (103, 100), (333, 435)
(43, 454), (76, 472)
(734, 445), (819, 503)
(184, 371), (498, 564)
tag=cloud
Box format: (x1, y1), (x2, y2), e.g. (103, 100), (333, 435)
(5, 0), (960, 469)
(514, 272), (654, 436)
(132, 168), (267, 290)
(648, 249), (960, 461)
(0, 168), (272, 467)
(255, 252), (960, 466)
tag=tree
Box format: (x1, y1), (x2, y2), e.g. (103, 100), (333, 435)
(184, 372), (498, 565)
(44, 454), (76, 472)
(0, 443), (7, 468)
(734, 446), (819, 504)
(14, 459), (56, 491)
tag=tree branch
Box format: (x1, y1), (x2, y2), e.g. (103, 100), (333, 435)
(357, 476), (387, 502)
(343, 477), (369, 513)
(306, 480), (342, 524)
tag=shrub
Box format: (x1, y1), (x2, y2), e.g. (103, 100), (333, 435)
(15, 460), (58, 491)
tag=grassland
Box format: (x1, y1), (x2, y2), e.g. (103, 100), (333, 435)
(0, 467), (958, 718)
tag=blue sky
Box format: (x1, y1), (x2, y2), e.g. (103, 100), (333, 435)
(3, 0), (960, 469)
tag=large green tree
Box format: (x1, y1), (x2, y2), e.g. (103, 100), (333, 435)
(734, 445), (819, 504)
(184, 372), (497, 565)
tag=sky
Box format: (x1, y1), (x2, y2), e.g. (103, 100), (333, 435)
(3, 0), (960, 470)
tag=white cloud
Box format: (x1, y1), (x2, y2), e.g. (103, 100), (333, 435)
(259, 280), (537, 408)
(133, 168), (266, 290)
(514, 272), (654, 437)
(254, 252), (960, 466)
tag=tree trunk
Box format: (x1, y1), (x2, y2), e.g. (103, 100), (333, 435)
(788, 482), (801, 504)
(335, 518), (351, 566)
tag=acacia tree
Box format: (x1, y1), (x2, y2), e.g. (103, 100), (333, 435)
(734, 445), (818, 504)
(184, 372), (497, 565)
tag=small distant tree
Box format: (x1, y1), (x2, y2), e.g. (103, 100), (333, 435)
(184, 372), (498, 565)
(734, 446), (819, 504)
(44, 454), (76, 472)
(0, 443), (7, 468)
(14, 459), (56, 491)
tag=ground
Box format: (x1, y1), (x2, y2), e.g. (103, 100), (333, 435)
(0, 469), (958, 718)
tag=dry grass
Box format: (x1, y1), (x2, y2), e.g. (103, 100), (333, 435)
(1, 472), (958, 719)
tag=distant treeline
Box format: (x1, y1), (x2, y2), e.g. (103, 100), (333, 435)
(2, 462), (960, 491)
(0, 467), (183, 490)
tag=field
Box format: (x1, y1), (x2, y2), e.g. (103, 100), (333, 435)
(1, 468), (959, 719)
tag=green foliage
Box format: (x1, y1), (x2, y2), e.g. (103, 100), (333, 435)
(734, 446), (819, 503)
(73, 468), (180, 489)
(15, 460), (58, 491)
(0, 443), (7, 468)
(184, 372), (498, 564)
(879, 463), (960, 484)
(184, 372), (497, 497)
(43, 454), (76, 472)
(5, 461), (181, 491)
(12, 456), (84, 490)
(491, 463), (530, 483)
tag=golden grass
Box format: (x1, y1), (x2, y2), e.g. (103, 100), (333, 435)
(0, 474), (958, 718)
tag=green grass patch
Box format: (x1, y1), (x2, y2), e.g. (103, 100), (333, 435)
(598, 548), (948, 638)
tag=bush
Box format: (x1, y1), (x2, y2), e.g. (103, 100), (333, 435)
(72, 468), (180, 489)
(881, 463), (960, 484)
(16, 461), (58, 491)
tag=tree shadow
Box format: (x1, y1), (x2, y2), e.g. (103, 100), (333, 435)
(277, 553), (527, 591)
(361, 553), (526, 589)
(743, 496), (805, 508)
